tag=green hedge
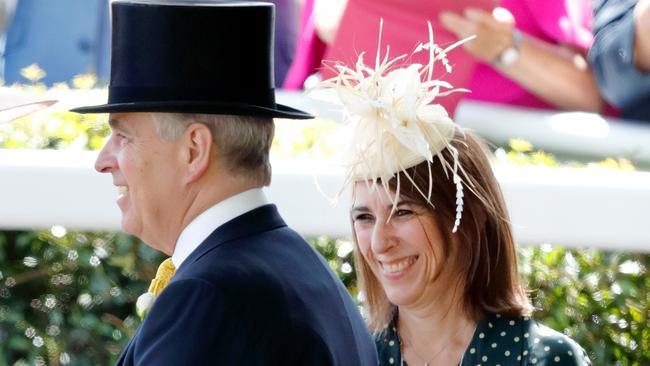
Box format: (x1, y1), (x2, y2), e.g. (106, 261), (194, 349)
(0, 231), (648, 365)
(0, 77), (648, 365)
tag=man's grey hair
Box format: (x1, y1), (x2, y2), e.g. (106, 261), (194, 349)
(151, 113), (274, 186)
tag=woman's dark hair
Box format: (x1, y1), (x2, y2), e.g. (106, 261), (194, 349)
(352, 131), (533, 332)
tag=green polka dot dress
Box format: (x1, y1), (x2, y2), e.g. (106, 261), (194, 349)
(376, 313), (592, 365)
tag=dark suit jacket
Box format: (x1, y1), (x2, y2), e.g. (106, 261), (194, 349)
(116, 204), (378, 365)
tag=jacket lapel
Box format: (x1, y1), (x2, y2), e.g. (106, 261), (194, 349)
(117, 205), (285, 365)
(176, 204), (286, 273)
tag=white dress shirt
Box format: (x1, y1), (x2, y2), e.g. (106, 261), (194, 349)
(171, 188), (269, 269)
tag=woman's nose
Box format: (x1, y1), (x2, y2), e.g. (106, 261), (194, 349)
(371, 220), (396, 254)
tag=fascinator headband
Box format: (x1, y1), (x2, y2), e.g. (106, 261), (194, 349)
(320, 21), (473, 232)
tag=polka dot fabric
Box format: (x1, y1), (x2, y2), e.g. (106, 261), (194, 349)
(375, 313), (592, 365)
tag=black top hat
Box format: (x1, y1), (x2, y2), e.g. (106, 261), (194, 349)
(71, 1), (312, 119)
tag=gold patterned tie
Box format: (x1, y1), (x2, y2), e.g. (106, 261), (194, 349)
(148, 258), (176, 296)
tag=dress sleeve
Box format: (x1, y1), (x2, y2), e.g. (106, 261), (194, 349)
(525, 322), (592, 366)
(520, 0), (594, 50)
(375, 325), (402, 366)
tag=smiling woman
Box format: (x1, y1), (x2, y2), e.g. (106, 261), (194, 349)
(349, 130), (593, 366)
(322, 22), (593, 366)
(351, 132), (529, 331)
(347, 133), (591, 365)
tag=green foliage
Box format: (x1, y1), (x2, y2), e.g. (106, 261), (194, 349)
(520, 245), (649, 365)
(2, 231), (648, 365)
(309, 237), (358, 298)
(273, 118), (338, 158)
(498, 138), (636, 170)
(1, 73), (108, 151)
(0, 230), (165, 365)
(0, 102), (108, 151)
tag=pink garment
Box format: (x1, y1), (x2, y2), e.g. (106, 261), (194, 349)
(283, 0), (327, 89)
(467, 0), (594, 109)
(321, 0), (499, 116)
(287, 0), (596, 113)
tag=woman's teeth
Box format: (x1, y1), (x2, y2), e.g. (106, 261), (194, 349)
(382, 256), (416, 274)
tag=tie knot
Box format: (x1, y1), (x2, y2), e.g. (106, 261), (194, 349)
(148, 258), (176, 296)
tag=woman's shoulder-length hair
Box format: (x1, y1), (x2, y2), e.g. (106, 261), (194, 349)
(352, 131), (533, 333)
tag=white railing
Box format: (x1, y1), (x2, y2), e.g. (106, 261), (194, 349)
(1, 148), (649, 251)
(279, 91), (650, 167)
(0, 91), (649, 251)
(455, 101), (650, 167)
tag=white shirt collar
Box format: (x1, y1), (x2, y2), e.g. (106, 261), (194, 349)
(171, 188), (268, 269)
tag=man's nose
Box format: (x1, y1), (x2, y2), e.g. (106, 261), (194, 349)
(94, 138), (115, 173)
(371, 219), (396, 254)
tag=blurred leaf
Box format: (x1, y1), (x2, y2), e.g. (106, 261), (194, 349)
(508, 138), (533, 152)
(20, 64), (46, 83)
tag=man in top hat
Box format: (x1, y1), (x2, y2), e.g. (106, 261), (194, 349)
(71, 1), (377, 365)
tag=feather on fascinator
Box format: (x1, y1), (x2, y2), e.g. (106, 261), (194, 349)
(319, 21), (474, 232)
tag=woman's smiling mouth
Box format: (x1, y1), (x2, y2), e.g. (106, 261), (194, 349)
(380, 256), (418, 275)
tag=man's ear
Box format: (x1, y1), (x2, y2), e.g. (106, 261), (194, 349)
(182, 123), (213, 183)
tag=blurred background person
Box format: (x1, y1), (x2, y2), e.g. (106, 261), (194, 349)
(286, 0), (495, 115)
(0, 0), (298, 86)
(1, 0), (111, 84)
(0, 0), (17, 72)
(440, 0), (603, 113)
(286, 0), (605, 116)
(589, 0), (650, 122)
(267, 0), (300, 86)
(283, 0), (329, 90)
(0, 0), (16, 37)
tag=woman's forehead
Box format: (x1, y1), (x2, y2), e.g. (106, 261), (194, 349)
(353, 183), (425, 208)
(353, 182), (395, 202)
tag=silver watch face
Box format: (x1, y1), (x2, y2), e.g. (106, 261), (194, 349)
(499, 47), (520, 66)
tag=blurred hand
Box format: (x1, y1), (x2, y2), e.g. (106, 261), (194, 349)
(440, 7), (516, 63)
(634, 0), (650, 71)
(314, 0), (348, 45)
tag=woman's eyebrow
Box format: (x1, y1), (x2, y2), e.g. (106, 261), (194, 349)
(351, 199), (422, 213)
(350, 206), (370, 213)
(389, 199), (420, 209)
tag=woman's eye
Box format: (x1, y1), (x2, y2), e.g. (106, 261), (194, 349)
(395, 209), (413, 217)
(353, 213), (374, 222)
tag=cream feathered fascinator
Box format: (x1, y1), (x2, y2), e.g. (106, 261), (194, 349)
(318, 21), (474, 233)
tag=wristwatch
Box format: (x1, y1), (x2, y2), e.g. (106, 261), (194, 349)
(495, 29), (522, 67)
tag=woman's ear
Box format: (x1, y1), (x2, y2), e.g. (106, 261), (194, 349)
(182, 123), (213, 183)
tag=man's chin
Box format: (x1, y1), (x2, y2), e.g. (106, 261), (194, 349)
(120, 217), (139, 238)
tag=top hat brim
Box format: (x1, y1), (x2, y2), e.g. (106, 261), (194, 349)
(71, 3), (314, 121)
(71, 100), (314, 120)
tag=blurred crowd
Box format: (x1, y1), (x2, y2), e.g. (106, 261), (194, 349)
(1, 0), (648, 121)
